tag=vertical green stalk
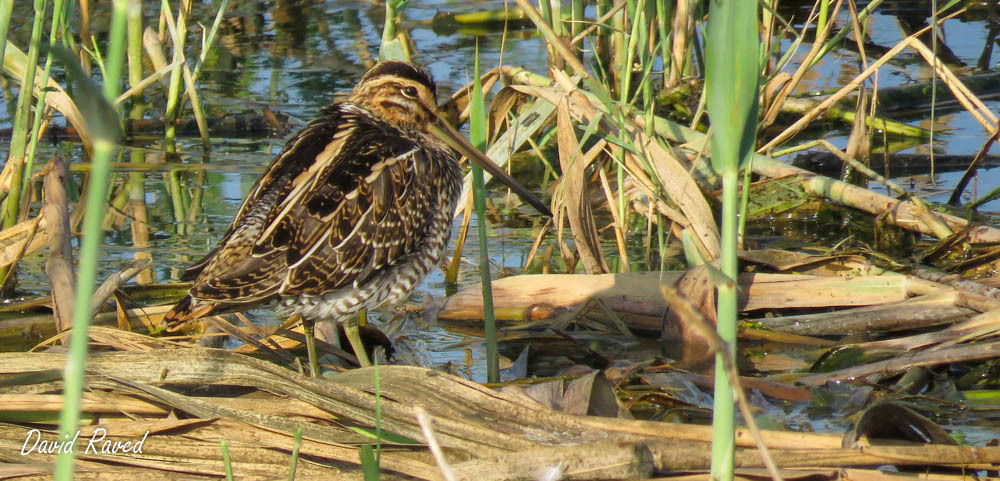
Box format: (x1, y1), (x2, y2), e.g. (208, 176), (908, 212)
(191, 0), (230, 82)
(570, 0), (583, 61)
(817, 0), (829, 37)
(4, 0), (47, 230)
(53, 1), (128, 478)
(0, 0), (12, 66)
(162, 0), (188, 149)
(618, 0), (642, 104)
(705, 0), (759, 479)
(614, 0), (636, 242)
(288, 427), (303, 481)
(378, 0), (408, 62)
(469, 45), (498, 383)
(381, 0), (405, 46)
(127, 0), (143, 89)
(639, 0), (653, 134)
(657, 216), (666, 271)
(0, 0), (47, 290)
(24, 0), (69, 206)
(221, 440), (234, 481)
(127, 0), (152, 282)
(656, 0), (673, 89)
(595, 0), (611, 76)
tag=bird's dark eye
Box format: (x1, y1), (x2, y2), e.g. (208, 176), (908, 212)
(401, 86), (419, 98)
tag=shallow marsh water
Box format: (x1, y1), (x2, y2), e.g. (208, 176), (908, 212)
(1, 0), (999, 418)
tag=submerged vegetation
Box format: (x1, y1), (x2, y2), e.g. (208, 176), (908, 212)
(0, 0), (1000, 479)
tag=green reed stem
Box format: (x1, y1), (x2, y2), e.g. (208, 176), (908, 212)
(705, 0), (759, 478)
(191, 0), (230, 82)
(221, 440), (234, 481)
(381, 0), (406, 47)
(817, 0), (829, 36)
(53, 1), (128, 478)
(0, 0), (47, 290)
(4, 0), (46, 229)
(470, 45), (499, 383)
(126, 0), (143, 89)
(24, 0), (69, 206)
(361, 361), (384, 481)
(126, 5), (151, 278)
(656, 0), (672, 89)
(288, 427), (303, 481)
(161, 0), (188, 149)
(360, 445), (379, 481)
(0, 0), (12, 67)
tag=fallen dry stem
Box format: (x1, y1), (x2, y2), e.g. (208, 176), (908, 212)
(798, 338), (1000, 385)
(908, 36), (998, 132)
(812, 139), (952, 239)
(760, 8), (966, 152)
(761, 0), (843, 127)
(416, 406), (457, 481)
(91, 259), (152, 317)
(3, 348), (999, 478)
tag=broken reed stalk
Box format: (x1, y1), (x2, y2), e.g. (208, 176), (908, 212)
(54, 0), (128, 477)
(43, 157), (74, 338)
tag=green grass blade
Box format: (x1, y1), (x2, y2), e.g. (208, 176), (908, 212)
(360, 445), (379, 481)
(288, 427), (302, 481)
(2, 0), (46, 241)
(192, 0), (231, 82)
(469, 43), (499, 383)
(705, 0), (760, 478)
(52, 1), (128, 478)
(23, 0), (69, 208)
(221, 440), (234, 480)
(0, 0), (12, 67)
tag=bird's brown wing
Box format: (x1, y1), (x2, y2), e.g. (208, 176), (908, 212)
(171, 104), (438, 318)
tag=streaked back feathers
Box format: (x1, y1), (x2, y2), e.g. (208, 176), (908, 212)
(164, 61), (463, 326)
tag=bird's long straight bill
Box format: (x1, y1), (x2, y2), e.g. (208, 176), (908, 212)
(430, 121), (553, 217)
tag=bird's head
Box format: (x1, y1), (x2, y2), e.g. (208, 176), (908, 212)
(349, 60), (553, 217)
(349, 61), (440, 131)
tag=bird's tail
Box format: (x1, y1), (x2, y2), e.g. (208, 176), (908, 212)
(163, 295), (217, 331)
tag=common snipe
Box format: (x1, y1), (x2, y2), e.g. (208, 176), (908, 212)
(164, 61), (549, 375)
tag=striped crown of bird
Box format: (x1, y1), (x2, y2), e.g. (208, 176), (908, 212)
(164, 60), (549, 371)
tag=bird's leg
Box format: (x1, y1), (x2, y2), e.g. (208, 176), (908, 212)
(345, 309), (372, 367)
(302, 318), (322, 377)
